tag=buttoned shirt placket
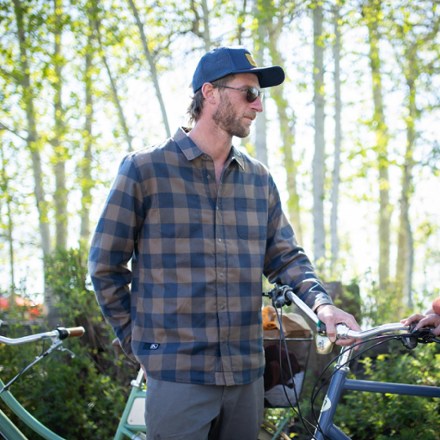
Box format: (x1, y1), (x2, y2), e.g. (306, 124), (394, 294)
(202, 152), (237, 386)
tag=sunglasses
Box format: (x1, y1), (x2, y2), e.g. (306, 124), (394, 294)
(215, 85), (263, 103)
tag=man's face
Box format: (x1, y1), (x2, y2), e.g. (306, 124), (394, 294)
(212, 73), (263, 138)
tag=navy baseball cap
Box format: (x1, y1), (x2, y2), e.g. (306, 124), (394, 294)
(192, 46), (285, 92)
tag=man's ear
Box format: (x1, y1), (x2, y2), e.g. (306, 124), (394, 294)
(201, 82), (217, 104)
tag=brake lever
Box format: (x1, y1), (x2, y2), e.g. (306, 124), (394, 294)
(401, 324), (436, 349)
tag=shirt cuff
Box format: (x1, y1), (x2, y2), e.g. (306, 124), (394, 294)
(313, 302), (334, 313)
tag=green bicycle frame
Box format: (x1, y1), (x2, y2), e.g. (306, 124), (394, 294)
(0, 378), (63, 440)
(113, 369), (147, 440)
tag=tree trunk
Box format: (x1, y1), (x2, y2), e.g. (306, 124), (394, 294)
(12, 0), (51, 259)
(0, 144), (16, 294)
(312, 2), (326, 267)
(330, 3), (342, 274)
(392, 5), (439, 310)
(127, 0), (171, 138)
(364, 0), (391, 291)
(254, 11), (268, 166)
(255, 0), (303, 242)
(52, 0), (68, 250)
(13, 0), (54, 320)
(396, 75), (416, 310)
(268, 45), (303, 245)
(94, 13), (134, 152)
(200, 0), (211, 51)
(189, 0), (212, 49)
(79, 1), (97, 243)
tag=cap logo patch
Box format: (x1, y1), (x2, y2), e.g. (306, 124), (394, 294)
(246, 54), (257, 67)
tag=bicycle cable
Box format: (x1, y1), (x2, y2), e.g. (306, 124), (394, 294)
(0, 338), (63, 394)
(271, 302), (320, 439)
(264, 286), (325, 438)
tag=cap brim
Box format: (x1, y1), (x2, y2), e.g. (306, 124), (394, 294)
(233, 66), (285, 88)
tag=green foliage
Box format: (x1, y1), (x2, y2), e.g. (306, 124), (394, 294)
(331, 281), (362, 322)
(335, 341), (440, 439)
(0, 247), (138, 439)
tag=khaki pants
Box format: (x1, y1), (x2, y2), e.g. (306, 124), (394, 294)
(145, 376), (264, 440)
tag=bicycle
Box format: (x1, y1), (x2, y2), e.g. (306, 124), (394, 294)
(0, 325), (148, 440)
(268, 285), (440, 440)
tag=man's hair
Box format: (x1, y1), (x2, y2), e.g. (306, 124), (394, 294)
(187, 75), (235, 124)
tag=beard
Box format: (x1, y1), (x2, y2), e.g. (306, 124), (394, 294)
(212, 94), (251, 138)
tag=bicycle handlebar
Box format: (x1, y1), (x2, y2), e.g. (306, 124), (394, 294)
(267, 285), (438, 348)
(0, 326), (85, 346)
(0, 326), (85, 393)
(334, 322), (408, 339)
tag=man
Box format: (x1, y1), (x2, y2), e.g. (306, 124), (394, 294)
(89, 46), (360, 440)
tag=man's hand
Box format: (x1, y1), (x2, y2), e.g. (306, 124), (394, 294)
(316, 304), (361, 346)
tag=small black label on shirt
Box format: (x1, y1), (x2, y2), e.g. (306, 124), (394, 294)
(143, 342), (160, 350)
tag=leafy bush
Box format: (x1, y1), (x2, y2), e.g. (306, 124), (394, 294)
(334, 340), (440, 439)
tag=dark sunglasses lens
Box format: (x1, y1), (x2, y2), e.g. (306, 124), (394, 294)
(246, 87), (260, 102)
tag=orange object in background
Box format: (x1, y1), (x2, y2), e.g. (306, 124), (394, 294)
(0, 295), (43, 319)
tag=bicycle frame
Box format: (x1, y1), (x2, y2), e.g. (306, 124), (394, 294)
(1, 372), (147, 440)
(314, 345), (440, 440)
(114, 369), (147, 440)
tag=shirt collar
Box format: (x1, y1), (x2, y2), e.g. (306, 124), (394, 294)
(173, 127), (245, 170)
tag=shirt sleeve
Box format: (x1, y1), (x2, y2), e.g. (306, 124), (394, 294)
(263, 174), (333, 312)
(88, 154), (145, 358)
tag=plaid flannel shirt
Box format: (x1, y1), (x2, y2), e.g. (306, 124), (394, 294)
(88, 127), (332, 386)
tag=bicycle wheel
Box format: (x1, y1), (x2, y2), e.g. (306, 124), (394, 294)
(258, 421), (290, 440)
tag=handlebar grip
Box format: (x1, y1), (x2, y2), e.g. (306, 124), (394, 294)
(67, 326), (86, 337)
(57, 326), (85, 340)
